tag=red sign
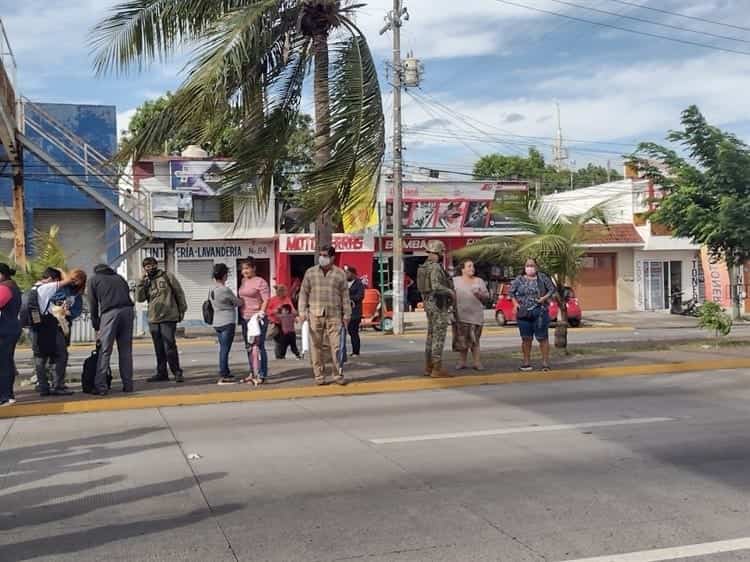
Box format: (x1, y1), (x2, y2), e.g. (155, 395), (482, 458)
(281, 234), (371, 253)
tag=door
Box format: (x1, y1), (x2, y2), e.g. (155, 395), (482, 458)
(576, 253), (617, 310)
(177, 260), (214, 322)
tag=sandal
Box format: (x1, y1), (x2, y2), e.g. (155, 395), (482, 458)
(542, 365), (551, 372)
(519, 364), (533, 372)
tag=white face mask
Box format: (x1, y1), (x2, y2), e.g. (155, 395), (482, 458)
(319, 256), (332, 268)
(525, 266), (537, 277)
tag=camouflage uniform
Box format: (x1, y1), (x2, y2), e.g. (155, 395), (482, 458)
(421, 245), (454, 375)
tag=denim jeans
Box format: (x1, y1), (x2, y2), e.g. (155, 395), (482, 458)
(215, 323), (236, 377)
(240, 316), (268, 379)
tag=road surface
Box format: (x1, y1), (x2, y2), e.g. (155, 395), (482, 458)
(3, 368), (750, 560)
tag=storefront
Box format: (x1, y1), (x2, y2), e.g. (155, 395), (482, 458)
(634, 250), (702, 311)
(275, 233), (375, 292)
(141, 240), (275, 325)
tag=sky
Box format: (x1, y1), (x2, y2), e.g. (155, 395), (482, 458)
(4, 0), (750, 177)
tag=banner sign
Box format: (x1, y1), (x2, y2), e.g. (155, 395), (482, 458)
(170, 160), (232, 195)
(279, 234), (374, 254)
(700, 247), (732, 309)
(385, 181), (528, 232)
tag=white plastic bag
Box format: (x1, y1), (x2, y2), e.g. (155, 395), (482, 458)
(246, 314), (261, 342)
(301, 320), (310, 355)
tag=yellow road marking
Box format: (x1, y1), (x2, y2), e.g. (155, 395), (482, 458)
(1, 357), (748, 419)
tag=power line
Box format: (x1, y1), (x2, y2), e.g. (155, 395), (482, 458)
(546, 0), (750, 45)
(492, 0), (750, 57)
(604, 0), (750, 33)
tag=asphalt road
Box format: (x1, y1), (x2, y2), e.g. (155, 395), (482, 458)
(3, 368), (750, 561)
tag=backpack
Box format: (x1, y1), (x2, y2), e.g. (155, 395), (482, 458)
(416, 263), (432, 295)
(202, 290), (214, 325)
(81, 344), (112, 394)
(20, 286), (41, 328)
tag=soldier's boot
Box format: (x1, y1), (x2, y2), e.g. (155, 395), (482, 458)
(430, 360), (451, 378)
(424, 355), (433, 376)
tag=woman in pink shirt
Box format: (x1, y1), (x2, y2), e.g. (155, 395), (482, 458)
(238, 257), (270, 384)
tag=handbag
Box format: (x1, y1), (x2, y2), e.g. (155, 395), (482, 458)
(202, 290), (214, 325)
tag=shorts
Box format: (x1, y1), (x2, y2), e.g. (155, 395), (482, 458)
(517, 307), (550, 341)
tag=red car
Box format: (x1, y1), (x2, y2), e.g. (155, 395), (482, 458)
(494, 283), (582, 327)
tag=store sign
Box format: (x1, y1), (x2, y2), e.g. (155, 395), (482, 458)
(143, 242), (271, 260)
(281, 234), (373, 253)
(700, 248), (731, 308)
(383, 238), (430, 251)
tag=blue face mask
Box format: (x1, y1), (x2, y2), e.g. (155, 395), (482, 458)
(319, 256), (332, 267)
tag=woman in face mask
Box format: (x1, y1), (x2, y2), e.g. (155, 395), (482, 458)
(509, 258), (557, 372)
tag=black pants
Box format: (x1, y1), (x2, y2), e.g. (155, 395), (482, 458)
(149, 322), (182, 378)
(275, 332), (300, 359)
(0, 331), (20, 402)
(347, 317), (361, 355)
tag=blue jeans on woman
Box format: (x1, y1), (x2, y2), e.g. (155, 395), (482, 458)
(240, 316), (268, 380)
(214, 324), (236, 378)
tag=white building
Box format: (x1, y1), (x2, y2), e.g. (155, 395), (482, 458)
(544, 179), (703, 312)
(130, 149), (276, 326)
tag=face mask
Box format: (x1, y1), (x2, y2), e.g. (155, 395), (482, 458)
(147, 269), (158, 278)
(525, 266), (537, 277)
(319, 256), (332, 268)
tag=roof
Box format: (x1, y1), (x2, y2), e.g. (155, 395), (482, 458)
(583, 224), (644, 246)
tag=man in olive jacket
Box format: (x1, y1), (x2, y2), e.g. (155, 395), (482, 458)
(136, 257), (188, 383)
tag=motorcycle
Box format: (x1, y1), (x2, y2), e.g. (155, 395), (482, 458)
(670, 290), (701, 317)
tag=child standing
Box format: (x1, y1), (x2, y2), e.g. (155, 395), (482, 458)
(276, 304), (301, 360)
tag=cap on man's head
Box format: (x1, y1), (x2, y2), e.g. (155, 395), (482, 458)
(344, 265), (357, 274)
(319, 244), (336, 257)
(142, 257), (158, 267)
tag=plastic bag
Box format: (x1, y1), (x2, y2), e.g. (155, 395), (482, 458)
(301, 320), (310, 355)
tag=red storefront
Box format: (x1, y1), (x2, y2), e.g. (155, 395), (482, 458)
(275, 233), (375, 290)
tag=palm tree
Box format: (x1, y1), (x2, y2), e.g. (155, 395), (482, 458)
(90, 0), (385, 246)
(0, 226), (68, 291)
(456, 199), (606, 349)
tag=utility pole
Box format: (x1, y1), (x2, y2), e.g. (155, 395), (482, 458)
(11, 143), (25, 267)
(380, 0), (409, 334)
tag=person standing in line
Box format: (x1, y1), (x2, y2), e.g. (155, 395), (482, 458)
(238, 257), (270, 385)
(344, 266), (365, 357)
(88, 264), (136, 395)
(298, 245), (351, 386)
(0, 264), (22, 407)
(35, 271), (84, 395)
(25, 268), (62, 396)
(136, 257), (187, 383)
(509, 257), (557, 372)
(210, 263), (243, 385)
(453, 259), (489, 370)
(418, 240), (455, 378)
(276, 304), (301, 360)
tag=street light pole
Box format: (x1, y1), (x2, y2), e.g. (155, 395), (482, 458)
(381, 0), (407, 334)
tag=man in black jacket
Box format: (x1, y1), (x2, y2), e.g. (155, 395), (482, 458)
(87, 264), (135, 395)
(344, 266), (366, 357)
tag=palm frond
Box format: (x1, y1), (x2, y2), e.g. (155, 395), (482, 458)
(300, 28), (385, 220)
(90, 0), (251, 75)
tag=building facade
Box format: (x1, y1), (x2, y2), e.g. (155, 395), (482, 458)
(0, 103), (119, 267)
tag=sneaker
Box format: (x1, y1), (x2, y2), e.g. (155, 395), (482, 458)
(0, 398), (16, 407)
(39, 388), (51, 397)
(50, 388), (74, 396)
(217, 377), (236, 386)
(519, 365), (533, 372)
(294, 355), (303, 361)
(122, 387), (135, 394)
(541, 365), (551, 372)
(334, 378), (348, 386)
(147, 374), (169, 383)
(174, 373), (185, 383)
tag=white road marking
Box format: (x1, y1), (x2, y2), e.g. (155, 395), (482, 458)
(369, 417), (675, 444)
(560, 537), (750, 562)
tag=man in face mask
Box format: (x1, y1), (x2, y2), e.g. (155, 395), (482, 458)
(135, 257), (188, 383)
(298, 245), (351, 385)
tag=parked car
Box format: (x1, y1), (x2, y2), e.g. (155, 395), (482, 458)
(494, 283), (582, 327)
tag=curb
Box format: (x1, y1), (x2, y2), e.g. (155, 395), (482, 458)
(1, 357), (749, 419)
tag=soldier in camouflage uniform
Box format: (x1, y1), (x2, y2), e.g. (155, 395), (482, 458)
(419, 240), (455, 378)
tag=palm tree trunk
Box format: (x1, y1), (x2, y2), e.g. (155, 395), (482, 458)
(312, 33), (333, 248)
(554, 296), (569, 350)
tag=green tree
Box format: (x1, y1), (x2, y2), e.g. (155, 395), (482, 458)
(455, 200), (606, 349)
(697, 301), (732, 347)
(0, 226), (68, 291)
(90, 0), (385, 246)
(474, 149), (621, 194)
(629, 105), (750, 317)
(123, 92), (236, 156)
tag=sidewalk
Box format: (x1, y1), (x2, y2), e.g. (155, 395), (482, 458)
(3, 339), (750, 419)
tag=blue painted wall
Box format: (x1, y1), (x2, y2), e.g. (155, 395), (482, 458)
(0, 103), (119, 262)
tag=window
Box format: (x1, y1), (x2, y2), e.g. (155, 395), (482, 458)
(192, 196), (233, 223)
